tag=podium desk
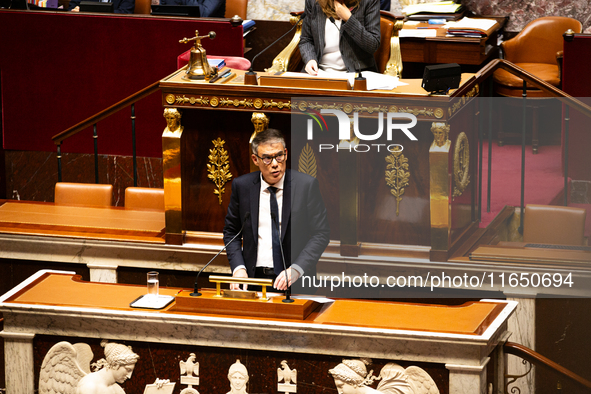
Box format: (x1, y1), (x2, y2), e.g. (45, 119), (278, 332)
(159, 68), (482, 263)
(0, 271), (516, 394)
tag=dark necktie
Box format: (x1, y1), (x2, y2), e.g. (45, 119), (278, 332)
(268, 186), (283, 275)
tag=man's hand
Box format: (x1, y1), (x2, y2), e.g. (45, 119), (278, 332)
(305, 60), (319, 76)
(273, 268), (300, 291)
(71, 5), (80, 11)
(334, 1), (351, 21)
(231, 268), (249, 290)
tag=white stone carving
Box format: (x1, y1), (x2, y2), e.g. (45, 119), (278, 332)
(39, 340), (140, 394)
(227, 359), (249, 394)
(329, 359), (440, 394)
(179, 353), (200, 394)
(277, 360), (297, 393)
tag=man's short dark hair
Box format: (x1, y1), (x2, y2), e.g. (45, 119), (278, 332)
(251, 128), (286, 155)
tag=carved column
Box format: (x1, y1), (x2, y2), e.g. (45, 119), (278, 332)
(446, 359), (489, 394)
(162, 108), (184, 245)
(429, 122), (451, 261)
(0, 331), (35, 394)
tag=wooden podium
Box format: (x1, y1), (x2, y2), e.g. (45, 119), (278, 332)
(0, 271), (517, 394)
(159, 68), (481, 261)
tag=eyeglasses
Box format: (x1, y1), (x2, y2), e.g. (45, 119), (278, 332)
(255, 151), (286, 165)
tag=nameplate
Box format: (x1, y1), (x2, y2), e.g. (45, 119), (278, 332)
(258, 75), (351, 90)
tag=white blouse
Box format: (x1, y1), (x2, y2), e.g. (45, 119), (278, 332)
(320, 17), (346, 72)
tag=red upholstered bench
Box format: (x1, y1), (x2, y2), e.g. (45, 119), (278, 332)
(177, 52), (251, 70)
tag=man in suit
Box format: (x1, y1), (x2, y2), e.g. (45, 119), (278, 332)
(223, 129), (330, 291)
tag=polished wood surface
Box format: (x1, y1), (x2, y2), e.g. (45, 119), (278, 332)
(6, 272), (506, 335)
(469, 244), (591, 265)
(400, 17), (506, 66)
(0, 201), (165, 241)
(173, 289), (321, 320)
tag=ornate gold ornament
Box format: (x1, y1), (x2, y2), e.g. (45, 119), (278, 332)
(175, 95), (209, 106)
(385, 147), (410, 216)
(207, 138), (233, 205)
(447, 85), (479, 116)
(352, 104), (388, 114)
(306, 102), (344, 112)
(165, 94), (176, 105)
(266, 14), (305, 74)
(434, 108), (444, 119)
(452, 132), (470, 200)
(262, 100), (291, 109)
(298, 143), (317, 178)
(384, 19), (404, 78)
(397, 107), (435, 117)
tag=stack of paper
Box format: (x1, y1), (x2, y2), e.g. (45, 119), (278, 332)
(446, 17), (499, 37)
(402, 1), (464, 21)
(316, 70), (408, 91)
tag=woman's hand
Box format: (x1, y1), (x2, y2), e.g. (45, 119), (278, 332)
(305, 60), (319, 75)
(334, 0), (351, 21)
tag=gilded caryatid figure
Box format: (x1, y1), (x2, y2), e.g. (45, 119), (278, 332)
(250, 112), (270, 142)
(250, 112), (270, 172)
(430, 122), (451, 151)
(163, 108), (183, 136)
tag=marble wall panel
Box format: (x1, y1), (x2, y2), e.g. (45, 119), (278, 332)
(460, 0), (591, 32)
(3, 150), (163, 207)
(33, 335), (449, 394)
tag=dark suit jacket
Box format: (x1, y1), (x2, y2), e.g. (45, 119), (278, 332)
(68, 0), (134, 13)
(299, 0), (380, 72)
(223, 170), (330, 280)
(160, 0), (225, 17)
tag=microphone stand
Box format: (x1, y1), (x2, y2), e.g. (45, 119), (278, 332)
(244, 13), (306, 85)
(272, 213), (294, 303)
(190, 212), (250, 296)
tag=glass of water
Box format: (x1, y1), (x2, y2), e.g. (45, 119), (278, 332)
(147, 271), (159, 297)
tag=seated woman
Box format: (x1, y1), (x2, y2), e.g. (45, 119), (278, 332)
(299, 0), (380, 75)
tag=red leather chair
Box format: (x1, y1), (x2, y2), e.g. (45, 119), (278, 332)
(493, 16), (582, 153)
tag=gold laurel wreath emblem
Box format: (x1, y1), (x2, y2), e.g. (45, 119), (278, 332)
(207, 138), (233, 205)
(385, 147), (410, 216)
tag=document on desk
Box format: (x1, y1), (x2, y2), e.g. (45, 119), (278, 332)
(315, 70), (408, 90)
(399, 29), (438, 38)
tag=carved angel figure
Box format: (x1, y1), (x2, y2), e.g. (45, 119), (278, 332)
(39, 340), (140, 394)
(180, 353), (198, 377)
(277, 360), (297, 384)
(329, 359), (439, 394)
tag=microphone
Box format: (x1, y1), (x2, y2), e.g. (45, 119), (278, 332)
(244, 13), (306, 85)
(328, 16), (365, 89)
(329, 16), (339, 30)
(190, 212), (250, 296)
(271, 212), (294, 303)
